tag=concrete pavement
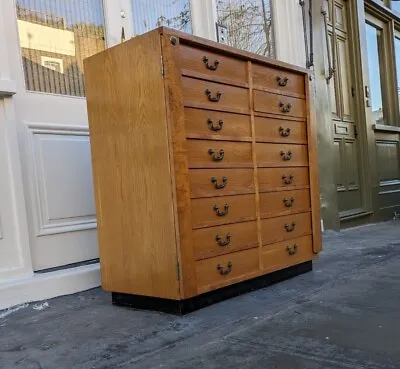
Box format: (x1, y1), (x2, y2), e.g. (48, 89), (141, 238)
(1, 220), (400, 369)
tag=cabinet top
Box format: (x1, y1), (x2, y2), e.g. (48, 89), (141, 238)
(156, 27), (310, 76)
(86, 26), (310, 77)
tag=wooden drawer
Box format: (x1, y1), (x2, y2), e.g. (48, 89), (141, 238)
(196, 248), (259, 293)
(180, 44), (247, 85)
(258, 167), (309, 192)
(261, 212), (312, 246)
(259, 189), (311, 219)
(185, 108), (252, 141)
(193, 221), (258, 260)
(262, 235), (313, 273)
(254, 90), (306, 118)
(252, 63), (305, 97)
(255, 117), (307, 144)
(191, 194), (256, 229)
(256, 143), (308, 167)
(187, 140), (253, 168)
(182, 77), (249, 114)
(189, 169), (254, 198)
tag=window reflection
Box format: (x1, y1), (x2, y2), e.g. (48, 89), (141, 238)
(391, 1), (400, 14)
(131, 0), (192, 36)
(365, 22), (385, 125)
(216, 0), (274, 57)
(16, 0), (105, 97)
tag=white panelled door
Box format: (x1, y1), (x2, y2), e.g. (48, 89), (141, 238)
(4, 0), (125, 271)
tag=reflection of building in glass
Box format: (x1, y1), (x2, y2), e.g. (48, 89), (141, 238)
(16, 4), (105, 97)
(131, 0), (192, 36)
(216, 0), (274, 57)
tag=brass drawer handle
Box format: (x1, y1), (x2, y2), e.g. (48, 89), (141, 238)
(205, 89), (222, 102)
(208, 148), (224, 161)
(280, 150), (292, 161)
(211, 176), (227, 189)
(283, 197), (295, 207)
(282, 174), (294, 185)
(216, 233), (231, 247)
(287, 244), (298, 255)
(203, 56), (220, 71)
(276, 76), (289, 87)
(279, 126), (291, 137)
(217, 261), (232, 275)
(285, 222), (296, 232)
(208, 118), (224, 131)
(279, 102), (292, 113)
(213, 204), (229, 216)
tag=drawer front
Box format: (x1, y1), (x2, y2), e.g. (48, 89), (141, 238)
(180, 44), (247, 85)
(193, 221), (258, 260)
(185, 108), (252, 141)
(256, 143), (308, 167)
(191, 194), (256, 229)
(259, 189), (311, 219)
(261, 212), (312, 246)
(262, 235), (313, 273)
(255, 117), (307, 144)
(258, 167), (309, 192)
(190, 169), (255, 198)
(187, 140), (253, 168)
(254, 90), (306, 118)
(182, 77), (249, 113)
(196, 248), (259, 292)
(252, 63), (305, 96)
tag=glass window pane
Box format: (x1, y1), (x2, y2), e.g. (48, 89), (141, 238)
(216, 0), (274, 57)
(131, 0), (192, 36)
(365, 22), (385, 125)
(16, 0), (105, 97)
(391, 1), (400, 14)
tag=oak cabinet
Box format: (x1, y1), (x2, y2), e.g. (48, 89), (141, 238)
(84, 27), (322, 314)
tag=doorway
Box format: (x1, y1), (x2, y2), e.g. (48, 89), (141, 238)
(326, 0), (371, 223)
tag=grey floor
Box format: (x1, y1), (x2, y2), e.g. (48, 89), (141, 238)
(1, 221), (400, 369)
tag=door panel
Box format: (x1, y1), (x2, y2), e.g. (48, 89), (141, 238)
(333, 140), (344, 190)
(326, 0), (363, 218)
(11, 0), (107, 270)
(337, 36), (352, 118)
(329, 34), (339, 116)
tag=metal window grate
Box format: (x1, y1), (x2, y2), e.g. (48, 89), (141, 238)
(16, 0), (106, 97)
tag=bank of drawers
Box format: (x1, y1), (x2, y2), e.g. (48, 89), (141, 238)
(180, 44), (312, 292)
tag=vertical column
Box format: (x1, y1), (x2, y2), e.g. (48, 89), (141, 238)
(190, 0), (218, 41)
(103, 0), (134, 47)
(272, 0), (306, 66)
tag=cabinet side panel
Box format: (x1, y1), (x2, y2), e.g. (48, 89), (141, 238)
(161, 35), (198, 298)
(306, 76), (322, 253)
(84, 32), (180, 299)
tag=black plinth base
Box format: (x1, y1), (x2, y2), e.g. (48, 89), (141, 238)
(112, 260), (312, 315)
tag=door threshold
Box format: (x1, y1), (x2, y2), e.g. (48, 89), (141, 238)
(35, 259), (99, 274)
(340, 209), (373, 222)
